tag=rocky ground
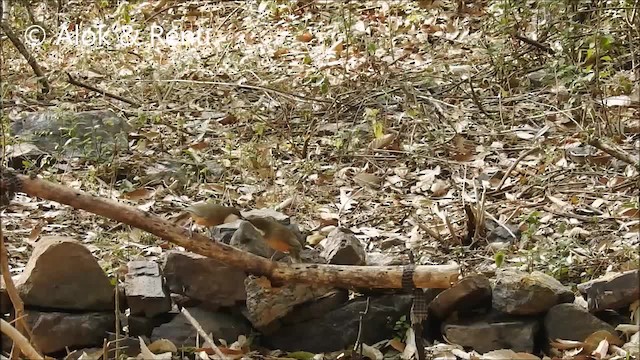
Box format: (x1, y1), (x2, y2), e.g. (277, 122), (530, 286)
(1, 0), (639, 359)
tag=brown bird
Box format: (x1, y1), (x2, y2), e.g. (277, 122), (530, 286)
(246, 216), (302, 263)
(185, 203), (242, 233)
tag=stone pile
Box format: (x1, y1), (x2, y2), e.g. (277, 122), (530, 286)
(0, 211), (637, 358)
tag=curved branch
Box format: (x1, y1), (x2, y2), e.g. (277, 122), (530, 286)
(9, 171), (459, 289)
(0, 319), (43, 360)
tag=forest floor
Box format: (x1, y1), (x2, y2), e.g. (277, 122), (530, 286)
(1, 0), (639, 357)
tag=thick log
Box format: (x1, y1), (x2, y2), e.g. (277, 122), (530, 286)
(10, 173), (459, 289)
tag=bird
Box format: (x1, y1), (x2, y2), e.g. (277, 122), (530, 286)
(246, 216), (303, 263)
(185, 203), (242, 236)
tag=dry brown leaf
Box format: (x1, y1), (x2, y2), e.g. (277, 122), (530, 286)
(122, 187), (155, 201)
(591, 339), (609, 359)
(297, 31), (314, 42)
(331, 40), (344, 56)
(368, 133), (395, 150)
(550, 339), (585, 350)
(388, 338), (405, 352)
(219, 113), (238, 125)
(273, 48), (289, 58)
(430, 179), (449, 197)
(29, 220), (46, 242)
(619, 207), (639, 218)
(189, 141), (209, 150)
(354, 173), (382, 189)
(306, 233), (325, 246)
(138, 337), (172, 360)
(147, 338), (177, 353)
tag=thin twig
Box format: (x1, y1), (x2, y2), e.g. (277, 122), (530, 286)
(153, 79), (333, 104)
(114, 275), (121, 360)
(180, 308), (228, 360)
(495, 147), (541, 191)
(353, 296), (371, 360)
(513, 33), (555, 54)
(66, 73), (141, 107)
(411, 214), (442, 241)
(0, 231), (38, 358)
(589, 138), (640, 170)
(442, 211), (461, 246)
(484, 210), (517, 239)
(468, 77), (495, 120)
(0, 319), (43, 360)
(0, 21), (50, 94)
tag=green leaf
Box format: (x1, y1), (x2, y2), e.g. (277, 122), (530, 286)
(495, 251), (505, 268)
(287, 351), (316, 360)
(321, 78), (330, 93)
(372, 120), (384, 139)
(303, 55), (312, 65)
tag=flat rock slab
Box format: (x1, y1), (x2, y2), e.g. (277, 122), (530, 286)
(544, 303), (616, 342)
(11, 110), (130, 154)
(16, 236), (114, 311)
(319, 228), (366, 265)
(280, 289), (350, 325)
(443, 312), (539, 353)
(151, 307), (252, 345)
(264, 295), (412, 353)
(430, 274), (492, 320)
(577, 269), (639, 312)
(124, 261), (171, 317)
(162, 251), (246, 309)
(492, 269), (574, 315)
(26, 310), (115, 354)
(243, 275), (334, 330)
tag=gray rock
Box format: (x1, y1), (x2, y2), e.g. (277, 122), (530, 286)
(280, 289), (349, 325)
(379, 238), (405, 250)
(544, 303), (616, 341)
(3, 143), (48, 170)
(595, 309), (629, 328)
(162, 251), (246, 310)
(486, 221), (521, 243)
(124, 261), (171, 317)
(11, 110), (130, 155)
(127, 313), (174, 337)
(366, 252), (406, 266)
(26, 310), (115, 354)
(492, 269), (574, 315)
(243, 275), (333, 330)
(577, 269), (639, 312)
(212, 219), (243, 244)
(430, 275), (492, 320)
(16, 236), (114, 311)
(265, 295), (412, 353)
(443, 312), (539, 353)
(319, 228), (366, 265)
(151, 307), (252, 345)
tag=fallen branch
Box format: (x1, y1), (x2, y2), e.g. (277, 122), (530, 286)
(66, 73), (141, 107)
(1, 169), (459, 289)
(589, 138), (640, 171)
(0, 21), (50, 94)
(0, 319), (43, 360)
(1, 228), (38, 358)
